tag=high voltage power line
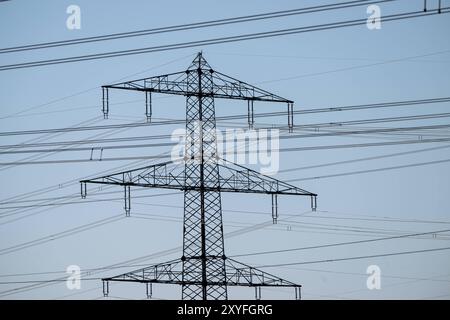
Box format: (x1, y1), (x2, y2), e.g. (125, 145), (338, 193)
(278, 144), (450, 173)
(1, 124), (449, 155)
(1, 89), (448, 122)
(0, 149), (174, 223)
(1, 96), (449, 137)
(0, 107), (447, 216)
(0, 117), (108, 174)
(0, 56), (200, 176)
(0, 189), (176, 207)
(0, 157), (174, 224)
(286, 158), (450, 182)
(112, 203), (450, 237)
(6, 213), (447, 260)
(0, 116), (165, 174)
(1, 207), (447, 260)
(0, 54), (195, 120)
(255, 246), (450, 268)
(0, 0), (392, 54)
(0, 192), (177, 212)
(128, 209), (450, 239)
(0, 215), (125, 256)
(1, 4), (448, 297)
(0, 210), (313, 297)
(0, 124), (175, 215)
(0, 122), (153, 137)
(1, 227), (449, 283)
(0, 156), (156, 203)
(1, 137), (450, 166)
(230, 229), (450, 258)
(0, 217), (448, 289)
(1, 7), (448, 71)
(3, 124), (449, 150)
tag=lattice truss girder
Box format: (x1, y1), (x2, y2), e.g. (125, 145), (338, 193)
(80, 160), (317, 199)
(101, 258), (302, 300)
(102, 71), (293, 103)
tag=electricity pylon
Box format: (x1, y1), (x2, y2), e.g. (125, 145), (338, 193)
(80, 53), (317, 300)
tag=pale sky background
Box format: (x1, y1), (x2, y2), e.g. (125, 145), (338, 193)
(0, 0), (449, 300)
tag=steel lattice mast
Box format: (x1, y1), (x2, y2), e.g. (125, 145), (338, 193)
(80, 53), (317, 300)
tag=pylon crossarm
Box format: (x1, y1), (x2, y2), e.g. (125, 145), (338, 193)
(104, 71), (188, 95)
(103, 259), (184, 283)
(80, 160), (185, 197)
(80, 160), (316, 197)
(212, 71), (292, 103)
(102, 72), (291, 103)
(101, 257), (301, 298)
(218, 160), (316, 196)
(225, 258), (300, 287)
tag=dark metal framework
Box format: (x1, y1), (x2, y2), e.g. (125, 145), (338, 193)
(81, 53), (317, 300)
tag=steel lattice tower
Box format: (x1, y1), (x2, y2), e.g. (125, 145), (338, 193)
(80, 53), (317, 300)
(182, 55), (227, 299)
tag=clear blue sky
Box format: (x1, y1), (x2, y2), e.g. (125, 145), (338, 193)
(0, 0), (449, 300)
